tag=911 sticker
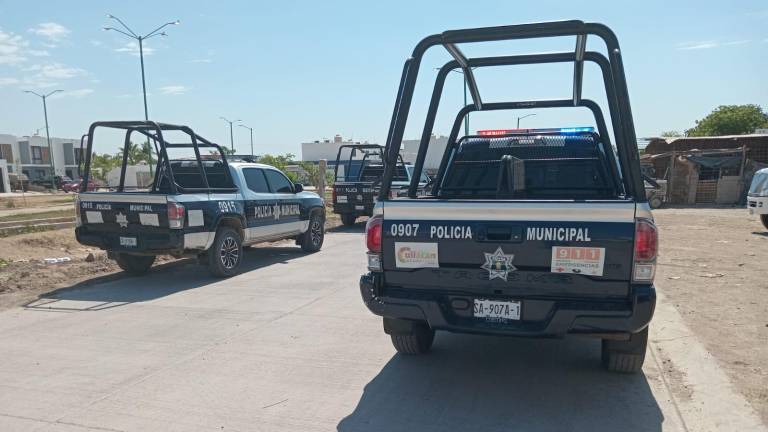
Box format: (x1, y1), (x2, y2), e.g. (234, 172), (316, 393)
(551, 246), (605, 276)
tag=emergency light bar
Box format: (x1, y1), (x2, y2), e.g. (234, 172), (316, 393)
(477, 127), (594, 136)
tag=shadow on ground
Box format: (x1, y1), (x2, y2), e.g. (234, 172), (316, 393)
(338, 333), (663, 432)
(327, 222), (367, 233)
(24, 246), (307, 312)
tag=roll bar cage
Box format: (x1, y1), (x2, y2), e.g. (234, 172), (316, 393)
(81, 121), (237, 194)
(376, 20), (645, 202)
(333, 143), (407, 182)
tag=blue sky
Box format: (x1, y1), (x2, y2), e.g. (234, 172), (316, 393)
(0, 0), (766, 155)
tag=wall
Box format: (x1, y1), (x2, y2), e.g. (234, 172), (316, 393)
(0, 160), (9, 193)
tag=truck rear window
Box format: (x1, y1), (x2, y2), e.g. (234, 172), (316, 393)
(438, 133), (622, 200)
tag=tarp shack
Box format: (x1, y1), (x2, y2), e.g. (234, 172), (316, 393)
(642, 134), (768, 205)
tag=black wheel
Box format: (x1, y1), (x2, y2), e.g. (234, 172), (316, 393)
(389, 322), (435, 355)
(114, 253), (155, 275)
(300, 211), (324, 252)
(340, 213), (357, 226)
(601, 327), (649, 373)
(207, 227), (243, 277)
(761, 215), (768, 230)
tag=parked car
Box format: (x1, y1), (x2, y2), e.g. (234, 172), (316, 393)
(8, 173), (29, 191)
(74, 121), (325, 277)
(62, 178), (97, 192)
(31, 175), (72, 189)
(359, 20), (656, 374)
(747, 168), (768, 229)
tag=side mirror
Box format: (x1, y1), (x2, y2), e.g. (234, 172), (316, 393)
(294, 183), (304, 193)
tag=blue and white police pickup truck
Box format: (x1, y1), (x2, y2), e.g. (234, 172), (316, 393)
(360, 21), (658, 373)
(74, 121), (325, 277)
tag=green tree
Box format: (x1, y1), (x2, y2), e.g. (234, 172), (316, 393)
(686, 104), (768, 137)
(660, 130), (682, 137)
(257, 153), (296, 171)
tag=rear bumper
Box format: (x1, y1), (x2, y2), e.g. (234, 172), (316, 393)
(75, 226), (185, 255)
(359, 272), (655, 338)
(333, 203), (374, 216)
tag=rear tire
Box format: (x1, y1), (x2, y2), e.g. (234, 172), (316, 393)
(649, 196), (663, 209)
(761, 215), (768, 230)
(114, 253), (155, 275)
(389, 322), (435, 355)
(601, 327), (649, 373)
(207, 227), (243, 278)
(300, 211), (324, 252)
(341, 213), (357, 226)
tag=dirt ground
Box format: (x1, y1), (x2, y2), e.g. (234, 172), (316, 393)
(653, 207), (768, 423)
(0, 206), (344, 310)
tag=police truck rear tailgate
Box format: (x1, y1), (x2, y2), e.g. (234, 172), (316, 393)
(77, 193), (176, 251)
(381, 200), (636, 298)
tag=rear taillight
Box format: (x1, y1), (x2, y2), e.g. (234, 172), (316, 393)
(366, 216), (383, 271)
(633, 218), (658, 282)
(167, 202), (186, 229)
(73, 196), (82, 227)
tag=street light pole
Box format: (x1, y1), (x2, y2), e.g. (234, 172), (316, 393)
(220, 117), (241, 152)
(104, 15), (179, 172)
(138, 37), (149, 121)
(517, 113), (537, 129)
(238, 124), (254, 157)
(24, 89), (62, 190)
(441, 68), (472, 136)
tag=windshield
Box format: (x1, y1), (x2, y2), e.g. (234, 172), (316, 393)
(406, 165), (429, 184)
(749, 170), (768, 195)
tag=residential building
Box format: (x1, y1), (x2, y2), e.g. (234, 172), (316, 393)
(0, 133), (82, 184)
(300, 133), (449, 171)
(301, 135), (375, 163)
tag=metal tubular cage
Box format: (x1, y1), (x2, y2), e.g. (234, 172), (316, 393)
(81, 121), (237, 194)
(333, 143), (408, 183)
(376, 20), (645, 202)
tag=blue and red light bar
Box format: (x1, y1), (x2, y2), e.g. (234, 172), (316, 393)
(477, 127), (594, 136)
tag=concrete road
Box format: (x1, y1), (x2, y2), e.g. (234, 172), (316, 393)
(0, 229), (764, 431)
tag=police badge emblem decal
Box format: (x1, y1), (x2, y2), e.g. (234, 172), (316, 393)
(481, 247), (516, 281)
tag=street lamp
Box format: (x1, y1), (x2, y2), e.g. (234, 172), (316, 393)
(220, 117), (241, 152)
(238, 124), (254, 157)
(103, 15), (180, 121)
(24, 89), (62, 190)
(517, 113), (536, 128)
(438, 68), (472, 136)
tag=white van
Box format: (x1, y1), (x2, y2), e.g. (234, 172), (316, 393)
(747, 168), (768, 229)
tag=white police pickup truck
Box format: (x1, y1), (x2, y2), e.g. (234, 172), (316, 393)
(75, 121), (325, 277)
(360, 21), (658, 373)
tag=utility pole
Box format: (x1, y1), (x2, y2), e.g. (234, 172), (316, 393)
(220, 117), (241, 152)
(238, 124), (254, 157)
(24, 89), (62, 190)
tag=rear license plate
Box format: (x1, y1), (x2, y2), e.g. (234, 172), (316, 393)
(355, 205), (364, 210)
(336, 196), (348, 203)
(119, 236), (137, 247)
(474, 299), (521, 321)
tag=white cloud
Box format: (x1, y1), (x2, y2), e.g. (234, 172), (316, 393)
(188, 58), (212, 63)
(90, 40), (103, 47)
(28, 49), (49, 57)
(0, 77), (20, 86)
(115, 41), (155, 56)
(51, 88), (94, 99)
(0, 28), (29, 64)
(677, 39), (751, 50)
(28, 22), (70, 42)
(159, 85), (189, 95)
(24, 63), (85, 79)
